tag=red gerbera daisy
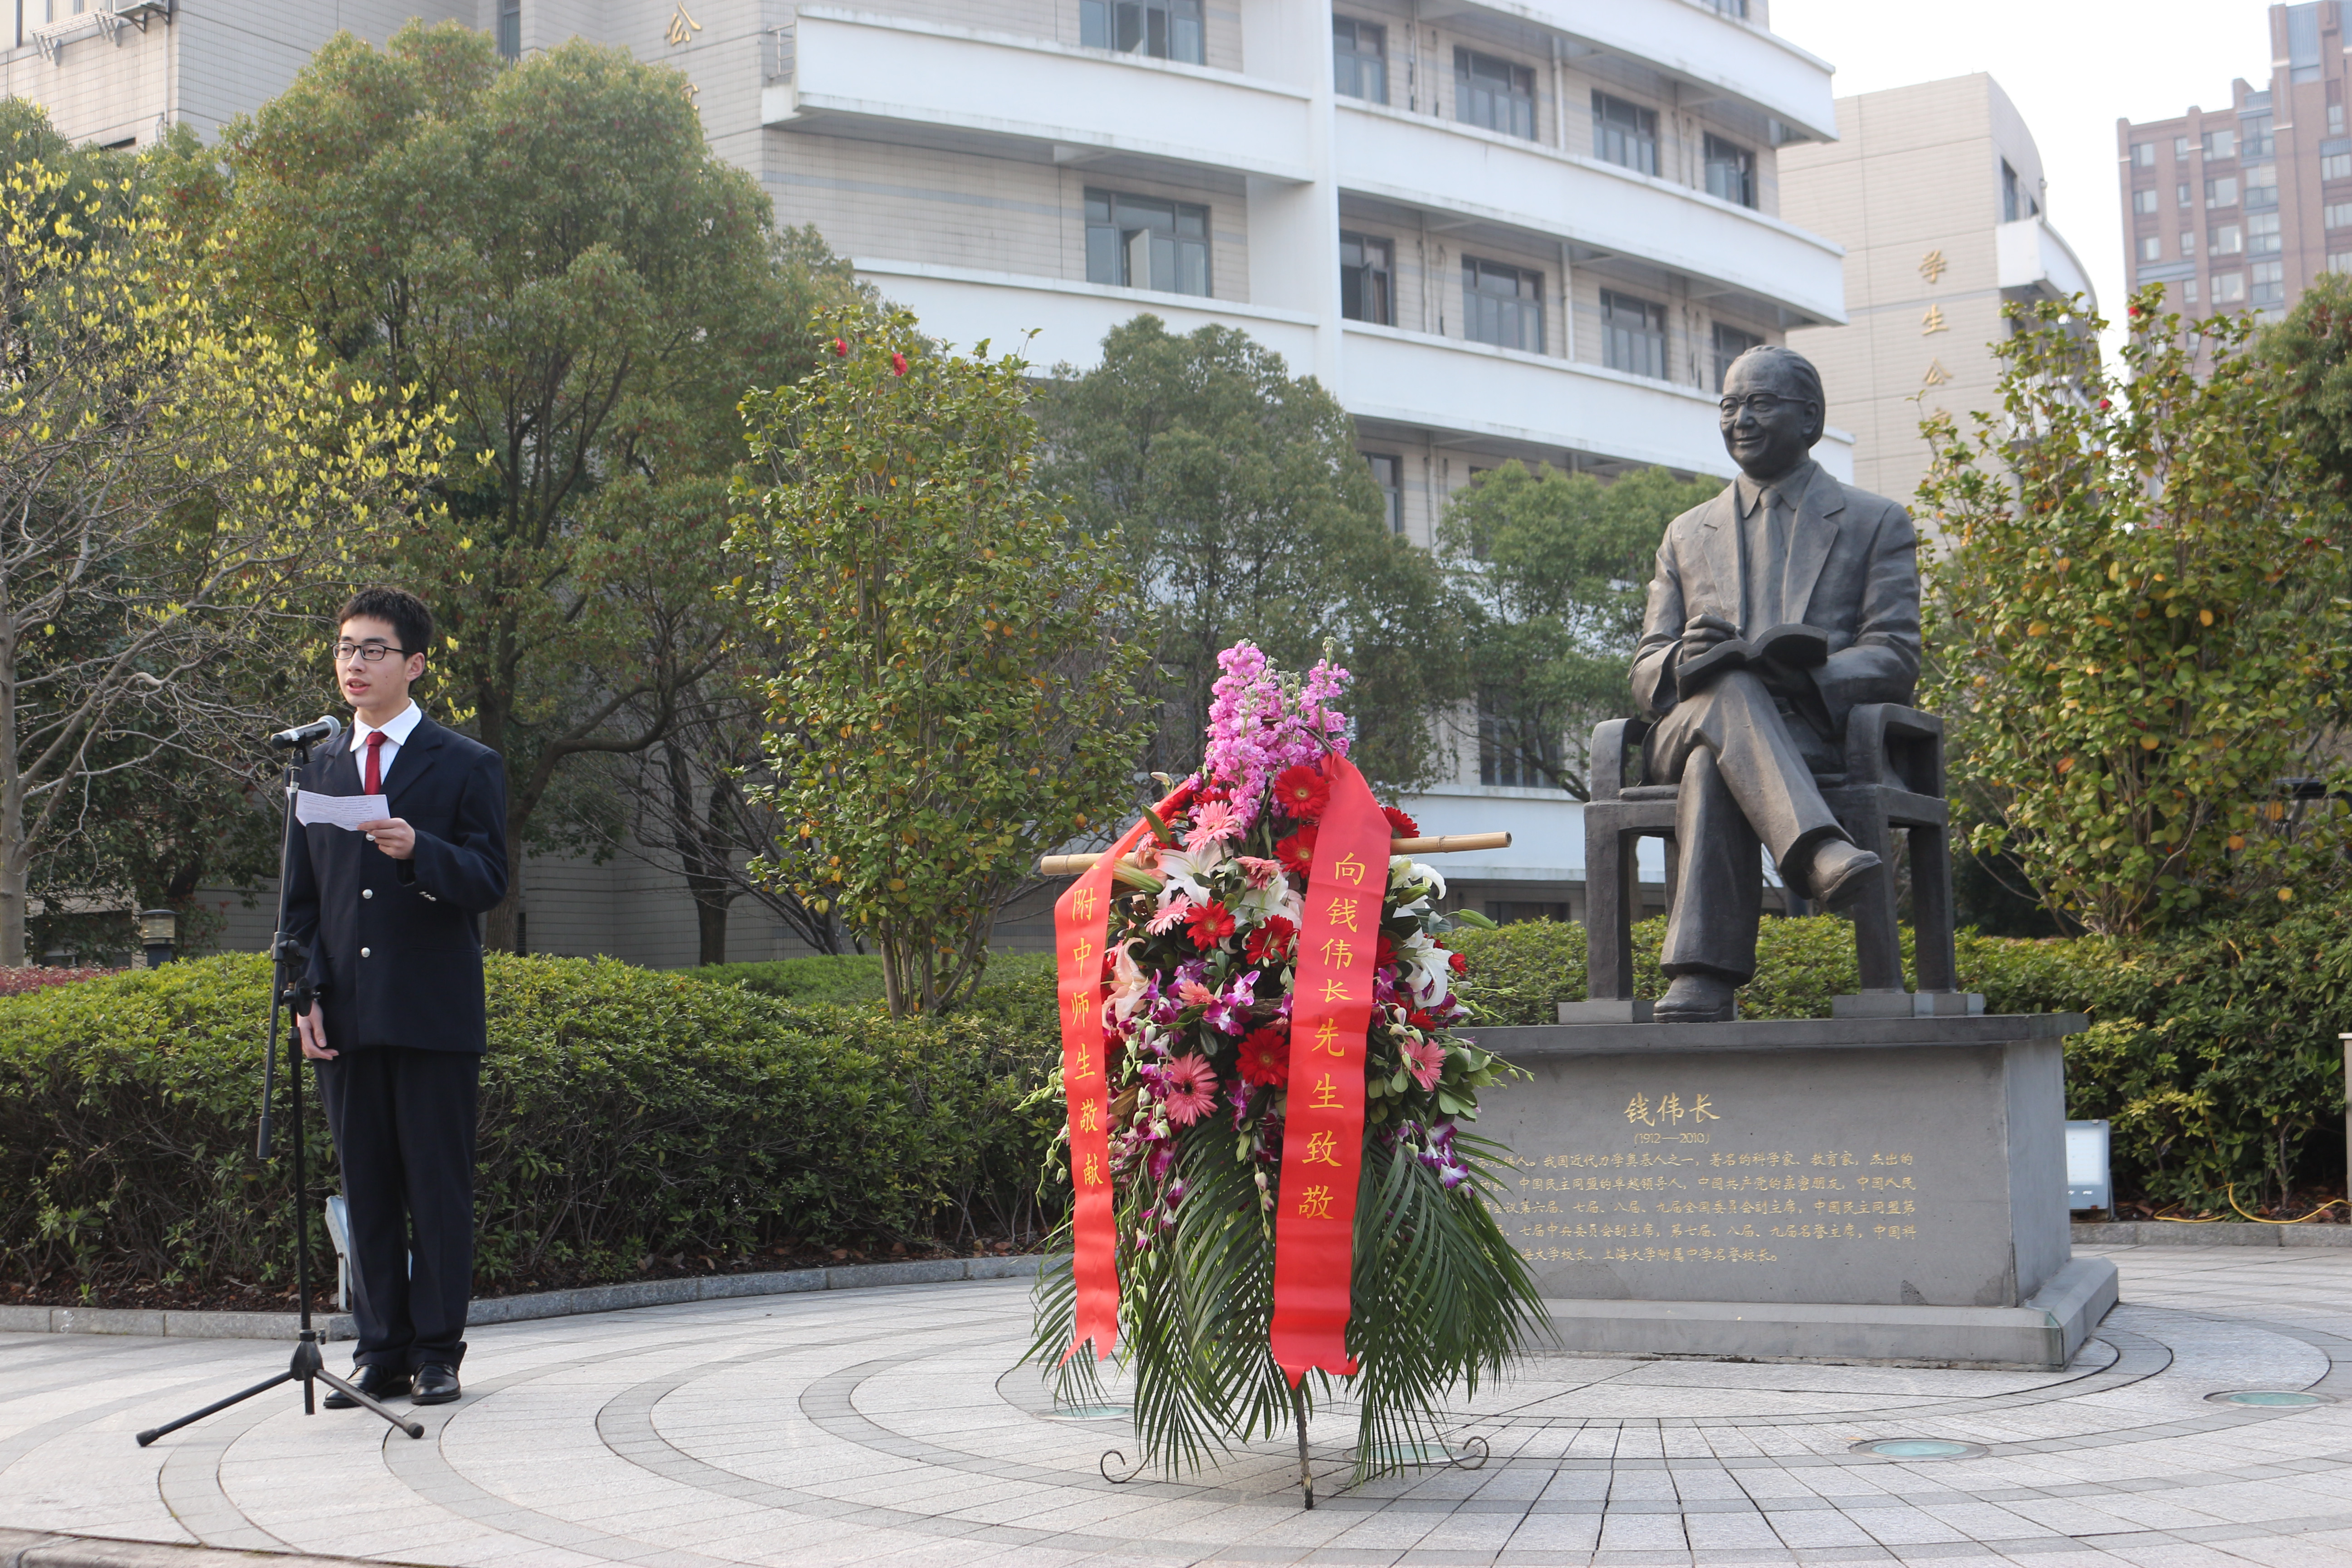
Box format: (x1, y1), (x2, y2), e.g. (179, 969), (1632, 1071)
(1381, 804), (1420, 838)
(1275, 825), (1318, 877)
(1375, 933), (1398, 970)
(1272, 763), (1331, 822)
(1245, 915), (1296, 964)
(1235, 1025), (1290, 1088)
(1185, 901), (1237, 949)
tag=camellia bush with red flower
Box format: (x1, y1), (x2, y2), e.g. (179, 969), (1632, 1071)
(1029, 642), (1543, 1486)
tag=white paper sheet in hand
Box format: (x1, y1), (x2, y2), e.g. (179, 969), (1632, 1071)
(294, 790), (391, 831)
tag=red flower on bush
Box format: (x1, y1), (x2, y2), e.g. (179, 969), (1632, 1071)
(1448, 950), (1468, 976)
(1236, 1025), (1291, 1088)
(1186, 901), (1237, 948)
(1272, 763), (1330, 821)
(832, 337), (848, 357)
(891, 351), (909, 376)
(1246, 915), (1296, 964)
(1381, 804), (1420, 838)
(1275, 825), (1317, 876)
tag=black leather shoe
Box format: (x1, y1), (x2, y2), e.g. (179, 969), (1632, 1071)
(411, 1363), (462, 1406)
(1808, 840), (1885, 912)
(323, 1363), (411, 1409)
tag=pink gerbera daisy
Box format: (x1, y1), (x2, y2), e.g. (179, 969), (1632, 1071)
(1184, 799), (1242, 850)
(1147, 897), (1194, 935)
(1161, 1054), (1219, 1125)
(1400, 1036), (1446, 1091)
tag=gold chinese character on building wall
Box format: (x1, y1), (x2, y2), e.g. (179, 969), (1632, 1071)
(1921, 359), (1951, 387)
(1918, 249), (1947, 284)
(1920, 304), (1949, 336)
(666, 1), (702, 46)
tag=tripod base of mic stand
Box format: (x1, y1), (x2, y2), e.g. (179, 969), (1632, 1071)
(135, 1330), (424, 1446)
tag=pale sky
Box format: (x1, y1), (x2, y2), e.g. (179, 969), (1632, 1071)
(1771, 0), (2278, 344)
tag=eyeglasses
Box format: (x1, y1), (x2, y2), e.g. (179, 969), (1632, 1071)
(333, 642), (412, 665)
(1718, 392), (1813, 416)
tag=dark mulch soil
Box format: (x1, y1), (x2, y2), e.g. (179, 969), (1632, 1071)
(7, 1235), (1046, 1314)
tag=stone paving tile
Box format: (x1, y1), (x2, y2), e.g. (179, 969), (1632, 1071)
(18, 1250), (2352, 1566)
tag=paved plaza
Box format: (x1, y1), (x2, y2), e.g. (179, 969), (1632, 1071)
(6, 1245), (2352, 1566)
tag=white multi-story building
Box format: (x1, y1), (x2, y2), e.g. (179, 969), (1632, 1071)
(8, 0), (1849, 955)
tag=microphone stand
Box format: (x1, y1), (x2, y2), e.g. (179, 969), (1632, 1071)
(137, 734), (421, 1446)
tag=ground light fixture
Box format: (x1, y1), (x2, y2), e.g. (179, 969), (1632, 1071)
(1850, 1438), (1987, 1459)
(2207, 1390), (2329, 1407)
(140, 907), (177, 967)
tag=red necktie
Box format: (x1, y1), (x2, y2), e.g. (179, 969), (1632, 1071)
(364, 730), (386, 795)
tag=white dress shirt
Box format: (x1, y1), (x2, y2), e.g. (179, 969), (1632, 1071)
(350, 701), (423, 790)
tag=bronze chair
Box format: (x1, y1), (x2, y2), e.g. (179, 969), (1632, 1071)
(1581, 705), (1960, 1013)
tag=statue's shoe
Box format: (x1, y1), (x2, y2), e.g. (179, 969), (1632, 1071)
(1655, 972), (1738, 1023)
(1808, 841), (1885, 911)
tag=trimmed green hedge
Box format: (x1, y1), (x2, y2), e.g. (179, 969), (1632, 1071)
(0, 954), (1063, 1294)
(688, 951), (1062, 1034)
(1450, 911), (2352, 1212)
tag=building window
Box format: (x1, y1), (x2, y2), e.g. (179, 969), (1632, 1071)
(1591, 92), (1660, 176)
(2251, 260), (2286, 308)
(2326, 202), (2352, 229)
(1477, 696), (1559, 789)
(1080, 0), (1203, 63)
(2242, 114), (2275, 158)
(2185, 278), (2200, 304)
(2177, 182), (2191, 208)
(2001, 160), (2022, 222)
(1084, 190), (1210, 295)
(2248, 211), (2281, 255)
(2210, 223), (2242, 255)
(2330, 251), (2352, 273)
(1333, 17), (1385, 103)
(2334, 103), (2347, 135)
(2132, 143), (2156, 167)
(1711, 323), (1761, 392)
(2205, 176), (2237, 208)
(1455, 49), (1535, 140)
(2328, 151), (2352, 181)
(2245, 163), (2277, 207)
(2132, 188), (2158, 215)
(1601, 289), (1667, 379)
(1701, 0), (1748, 16)
(2213, 272), (2245, 304)
(2201, 127), (2238, 161)
(2139, 235), (2162, 262)
(1704, 134), (1756, 208)
(1462, 257), (1544, 351)
(1366, 453), (1403, 535)
(2180, 230), (2196, 256)
(497, 0), (520, 59)
(2174, 135), (2191, 159)
(1340, 231), (1392, 325)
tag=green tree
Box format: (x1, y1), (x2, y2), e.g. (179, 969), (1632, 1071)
(0, 113), (448, 966)
(1039, 317), (1462, 790)
(735, 307), (1149, 1017)
(1437, 461), (1717, 798)
(2259, 268), (2352, 507)
(166, 23), (859, 950)
(1917, 288), (2352, 935)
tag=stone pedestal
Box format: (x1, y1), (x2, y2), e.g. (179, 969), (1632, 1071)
(1464, 1014), (2117, 1370)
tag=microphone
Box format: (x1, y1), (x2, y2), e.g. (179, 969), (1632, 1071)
(267, 715), (345, 751)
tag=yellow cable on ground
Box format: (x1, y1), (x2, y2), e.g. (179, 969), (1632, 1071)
(2223, 1186), (2351, 1225)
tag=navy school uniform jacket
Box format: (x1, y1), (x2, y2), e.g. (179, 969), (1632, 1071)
(281, 715), (510, 1054)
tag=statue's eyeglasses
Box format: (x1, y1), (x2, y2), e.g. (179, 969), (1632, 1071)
(333, 642), (412, 665)
(1718, 392), (1806, 416)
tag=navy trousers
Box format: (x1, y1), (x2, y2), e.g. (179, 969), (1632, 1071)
(314, 1048), (480, 1370)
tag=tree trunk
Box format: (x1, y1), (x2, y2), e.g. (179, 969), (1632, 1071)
(484, 833), (524, 954)
(694, 895), (728, 966)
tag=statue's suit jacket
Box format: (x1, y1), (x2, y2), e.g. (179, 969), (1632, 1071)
(1630, 461), (1923, 734)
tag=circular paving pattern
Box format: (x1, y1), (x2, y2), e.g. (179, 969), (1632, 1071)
(12, 1248), (2352, 1566)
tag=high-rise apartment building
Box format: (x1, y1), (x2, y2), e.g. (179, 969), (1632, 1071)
(7, 0), (1850, 956)
(2117, 1), (2352, 321)
(1782, 75), (2093, 509)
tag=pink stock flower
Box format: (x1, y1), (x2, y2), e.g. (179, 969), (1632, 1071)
(1199, 642), (1352, 828)
(1161, 1055), (1219, 1125)
(1400, 1036), (1446, 1091)
(1184, 799), (1242, 849)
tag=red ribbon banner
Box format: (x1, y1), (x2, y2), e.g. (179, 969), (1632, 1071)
(1268, 755), (1389, 1386)
(1053, 784), (1192, 1365)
